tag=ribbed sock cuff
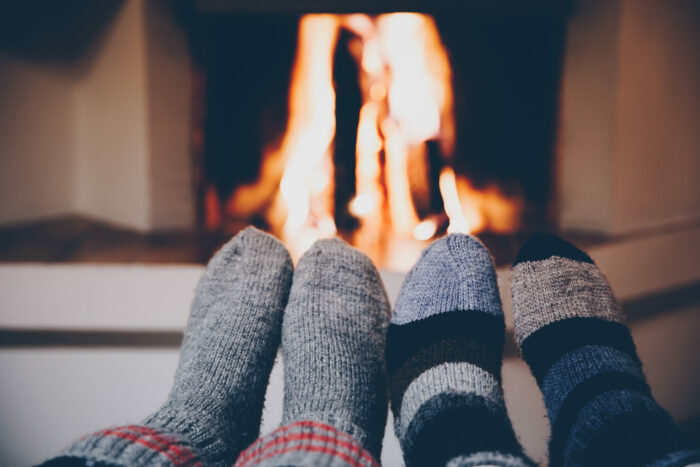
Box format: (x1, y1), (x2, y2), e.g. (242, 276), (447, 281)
(445, 451), (536, 467)
(234, 421), (379, 467)
(647, 448), (700, 467)
(44, 425), (202, 467)
(398, 392), (533, 467)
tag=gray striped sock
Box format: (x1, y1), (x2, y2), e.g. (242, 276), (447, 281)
(511, 233), (700, 467)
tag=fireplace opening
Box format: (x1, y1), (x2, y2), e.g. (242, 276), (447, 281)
(194, 9), (566, 268)
(0, 2), (574, 269)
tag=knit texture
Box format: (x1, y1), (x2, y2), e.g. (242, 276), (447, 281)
(511, 233), (700, 467)
(42, 227), (294, 467)
(234, 420), (379, 467)
(237, 238), (391, 466)
(387, 234), (533, 467)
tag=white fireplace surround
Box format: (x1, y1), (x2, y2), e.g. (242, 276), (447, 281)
(0, 0), (193, 231)
(1, 226), (699, 465)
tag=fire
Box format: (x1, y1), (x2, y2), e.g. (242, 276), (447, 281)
(224, 13), (523, 268)
(377, 14), (454, 151)
(439, 167), (472, 234)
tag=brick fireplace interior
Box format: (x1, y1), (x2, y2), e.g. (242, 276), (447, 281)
(0, 0), (699, 465)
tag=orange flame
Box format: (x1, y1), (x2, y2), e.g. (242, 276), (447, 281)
(439, 167), (474, 234)
(225, 13), (523, 268)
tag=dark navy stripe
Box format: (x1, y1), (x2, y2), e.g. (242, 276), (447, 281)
(520, 317), (639, 384)
(578, 406), (687, 467)
(646, 449), (700, 467)
(403, 392), (528, 467)
(38, 456), (121, 467)
(548, 371), (651, 467)
(513, 233), (594, 266)
(389, 338), (501, 413)
(386, 309), (504, 376)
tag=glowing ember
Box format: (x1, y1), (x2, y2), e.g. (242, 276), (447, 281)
(223, 13), (523, 268)
(439, 167), (472, 234)
(413, 219), (438, 241)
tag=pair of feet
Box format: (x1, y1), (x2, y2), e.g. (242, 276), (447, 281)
(52, 227), (390, 467)
(389, 234), (697, 467)
(48, 228), (697, 467)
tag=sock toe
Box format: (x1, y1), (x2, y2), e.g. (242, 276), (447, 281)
(513, 233), (593, 266)
(293, 238), (390, 319)
(300, 237), (379, 276)
(392, 234), (502, 325)
(510, 235), (622, 346)
(211, 226), (292, 273)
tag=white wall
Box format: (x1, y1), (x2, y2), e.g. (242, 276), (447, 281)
(144, 0), (196, 231)
(1, 283), (698, 466)
(557, 0), (620, 232)
(613, 0), (700, 232)
(73, 0), (152, 230)
(559, 0), (700, 234)
(0, 0), (194, 231)
(0, 56), (77, 224)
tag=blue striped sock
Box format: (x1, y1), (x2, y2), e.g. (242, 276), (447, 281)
(388, 234), (533, 467)
(511, 234), (700, 467)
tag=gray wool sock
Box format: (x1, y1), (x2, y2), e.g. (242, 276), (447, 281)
(47, 227), (293, 467)
(387, 234), (533, 467)
(235, 238), (391, 467)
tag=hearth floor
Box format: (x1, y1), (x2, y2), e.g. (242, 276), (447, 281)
(0, 215), (605, 267)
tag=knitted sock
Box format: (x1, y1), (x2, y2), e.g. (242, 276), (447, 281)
(387, 234), (533, 467)
(511, 233), (700, 467)
(43, 227), (294, 467)
(235, 239), (391, 467)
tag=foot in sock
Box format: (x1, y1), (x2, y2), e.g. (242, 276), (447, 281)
(387, 234), (533, 467)
(43, 227), (294, 467)
(235, 239), (391, 467)
(511, 233), (700, 467)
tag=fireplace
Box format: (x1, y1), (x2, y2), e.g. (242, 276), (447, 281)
(1, 2), (700, 464)
(192, 6), (567, 268)
(0, 0), (698, 269)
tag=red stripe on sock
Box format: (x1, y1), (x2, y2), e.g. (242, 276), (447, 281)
(235, 421), (378, 467)
(246, 444), (367, 467)
(237, 432), (371, 466)
(94, 425), (201, 466)
(236, 421), (344, 464)
(244, 420), (365, 452)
